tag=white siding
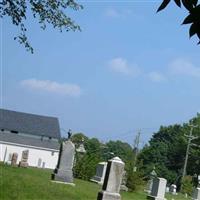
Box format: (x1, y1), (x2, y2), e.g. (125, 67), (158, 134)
(0, 142), (59, 169)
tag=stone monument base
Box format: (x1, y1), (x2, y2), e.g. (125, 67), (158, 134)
(147, 195), (166, 200)
(51, 180), (75, 186)
(120, 185), (128, 191)
(144, 189), (151, 194)
(18, 161), (28, 167)
(90, 176), (104, 185)
(97, 191), (121, 200)
(192, 187), (200, 200)
(51, 168), (73, 183)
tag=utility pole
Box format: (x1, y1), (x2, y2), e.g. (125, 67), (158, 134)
(182, 124), (198, 179)
(133, 130), (141, 172)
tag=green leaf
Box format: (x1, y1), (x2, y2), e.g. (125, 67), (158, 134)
(197, 31), (200, 39)
(182, 14), (193, 24)
(192, 0), (198, 7)
(174, 0), (181, 7)
(182, 0), (194, 11)
(189, 23), (197, 37)
(157, 0), (171, 12)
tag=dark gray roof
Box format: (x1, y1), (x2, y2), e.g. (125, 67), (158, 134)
(0, 131), (60, 150)
(0, 109), (61, 139)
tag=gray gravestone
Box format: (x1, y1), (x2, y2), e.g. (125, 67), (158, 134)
(169, 184), (177, 195)
(97, 157), (125, 200)
(91, 162), (108, 185)
(37, 158), (42, 167)
(52, 140), (75, 184)
(192, 175), (200, 200)
(42, 162), (45, 168)
(120, 170), (128, 191)
(147, 177), (167, 200)
(11, 153), (18, 166)
(19, 150), (29, 167)
(145, 168), (157, 194)
(76, 138), (86, 154)
(7, 153), (13, 164)
(192, 188), (200, 200)
(146, 179), (154, 194)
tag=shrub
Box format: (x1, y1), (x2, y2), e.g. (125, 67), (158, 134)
(181, 176), (193, 196)
(126, 170), (144, 191)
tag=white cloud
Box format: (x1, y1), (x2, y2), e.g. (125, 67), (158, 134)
(105, 8), (120, 18)
(169, 59), (200, 78)
(148, 71), (166, 82)
(108, 57), (141, 76)
(21, 79), (81, 97)
(105, 8), (132, 18)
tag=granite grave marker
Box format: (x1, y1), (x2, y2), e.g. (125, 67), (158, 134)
(52, 138), (75, 184)
(97, 157), (125, 200)
(147, 177), (167, 200)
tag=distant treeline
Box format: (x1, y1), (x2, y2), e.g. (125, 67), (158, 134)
(64, 113), (200, 191)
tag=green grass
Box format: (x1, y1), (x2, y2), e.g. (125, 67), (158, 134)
(0, 163), (189, 200)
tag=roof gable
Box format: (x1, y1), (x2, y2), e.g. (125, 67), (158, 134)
(0, 109), (61, 139)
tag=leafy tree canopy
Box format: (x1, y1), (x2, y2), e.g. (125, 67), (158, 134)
(157, 0), (200, 44)
(138, 114), (200, 186)
(72, 133), (135, 182)
(0, 0), (83, 53)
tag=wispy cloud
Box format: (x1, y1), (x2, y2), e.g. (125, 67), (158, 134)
(20, 79), (82, 97)
(148, 71), (166, 82)
(105, 8), (132, 18)
(105, 8), (120, 18)
(108, 57), (200, 82)
(169, 59), (200, 78)
(108, 57), (141, 76)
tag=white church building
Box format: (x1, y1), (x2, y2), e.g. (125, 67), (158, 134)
(0, 109), (61, 169)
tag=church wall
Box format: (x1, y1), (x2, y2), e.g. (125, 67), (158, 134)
(0, 142), (59, 169)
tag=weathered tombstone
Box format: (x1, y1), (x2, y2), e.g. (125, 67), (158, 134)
(169, 184), (177, 195)
(11, 153), (18, 166)
(165, 186), (169, 193)
(145, 168), (157, 194)
(76, 138), (86, 154)
(52, 139), (75, 185)
(91, 162), (108, 185)
(120, 170), (128, 191)
(42, 162), (45, 168)
(192, 175), (200, 200)
(97, 157), (125, 200)
(37, 158), (42, 168)
(147, 177), (167, 200)
(19, 150), (29, 167)
(6, 153), (13, 165)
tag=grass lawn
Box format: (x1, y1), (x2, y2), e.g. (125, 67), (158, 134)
(0, 163), (189, 200)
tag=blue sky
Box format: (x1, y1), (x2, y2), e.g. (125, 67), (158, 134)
(1, 1), (200, 146)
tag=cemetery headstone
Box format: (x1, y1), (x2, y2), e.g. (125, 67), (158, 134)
(52, 139), (75, 185)
(37, 158), (42, 168)
(147, 177), (167, 200)
(169, 184), (177, 195)
(42, 162), (45, 168)
(120, 170), (128, 191)
(192, 175), (200, 200)
(145, 167), (157, 194)
(11, 153), (18, 166)
(76, 137), (86, 154)
(97, 157), (125, 200)
(91, 162), (108, 185)
(19, 150), (29, 167)
(7, 153), (13, 164)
